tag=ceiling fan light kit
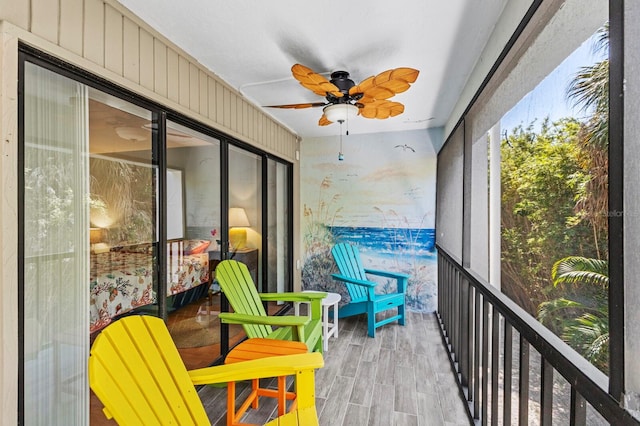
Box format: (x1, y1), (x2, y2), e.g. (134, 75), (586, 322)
(323, 104), (359, 123)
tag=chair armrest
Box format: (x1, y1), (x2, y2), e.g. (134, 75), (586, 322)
(331, 273), (376, 288)
(219, 312), (310, 327)
(189, 352), (324, 385)
(363, 269), (410, 280)
(259, 292), (327, 302)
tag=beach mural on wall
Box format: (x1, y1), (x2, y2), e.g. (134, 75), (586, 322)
(300, 129), (440, 313)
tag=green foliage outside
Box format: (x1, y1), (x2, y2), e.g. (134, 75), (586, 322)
(500, 118), (599, 313)
(501, 24), (610, 372)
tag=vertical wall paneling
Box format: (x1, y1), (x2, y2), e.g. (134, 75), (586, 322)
(248, 106), (255, 140)
(207, 77), (216, 122)
(0, 0), (29, 30)
(178, 56), (189, 107)
(188, 63), (199, 112)
(223, 87), (231, 129)
(122, 17), (140, 84)
(198, 70), (208, 116)
(229, 91), (237, 132)
(237, 96), (243, 134)
(216, 81), (224, 124)
(166, 48), (179, 102)
(242, 100), (249, 138)
(31, 0), (58, 45)
(83, 0), (105, 66)
(139, 29), (154, 91)
(153, 39), (167, 97)
(104, 4), (123, 75)
(59, 0), (84, 56)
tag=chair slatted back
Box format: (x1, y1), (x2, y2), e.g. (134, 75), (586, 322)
(216, 259), (273, 338)
(89, 315), (210, 426)
(331, 243), (369, 303)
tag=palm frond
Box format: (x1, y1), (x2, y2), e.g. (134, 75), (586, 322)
(551, 256), (608, 287)
(563, 312), (609, 368)
(537, 297), (583, 325)
(591, 22), (609, 57)
(566, 59), (609, 114)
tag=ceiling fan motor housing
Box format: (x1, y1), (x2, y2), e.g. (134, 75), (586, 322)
(328, 71), (361, 103)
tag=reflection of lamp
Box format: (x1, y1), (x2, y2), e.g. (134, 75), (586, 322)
(90, 227), (103, 244)
(90, 227), (110, 253)
(229, 207), (250, 250)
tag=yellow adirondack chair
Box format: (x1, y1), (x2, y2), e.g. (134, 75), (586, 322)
(89, 315), (324, 426)
(215, 260), (326, 353)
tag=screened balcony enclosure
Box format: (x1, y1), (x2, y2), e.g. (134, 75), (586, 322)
(8, 0), (640, 425)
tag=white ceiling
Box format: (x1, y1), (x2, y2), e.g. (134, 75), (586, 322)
(116, 0), (509, 139)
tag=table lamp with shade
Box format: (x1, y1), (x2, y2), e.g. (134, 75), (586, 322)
(229, 207), (250, 250)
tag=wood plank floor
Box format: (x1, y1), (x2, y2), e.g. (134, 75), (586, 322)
(198, 311), (472, 426)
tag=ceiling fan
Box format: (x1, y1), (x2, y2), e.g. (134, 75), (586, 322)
(266, 64), (420, 126)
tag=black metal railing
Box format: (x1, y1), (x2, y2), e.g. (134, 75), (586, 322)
(436, 245), (639, 425)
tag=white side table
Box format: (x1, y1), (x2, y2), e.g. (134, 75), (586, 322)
(294, 291), (341, 351)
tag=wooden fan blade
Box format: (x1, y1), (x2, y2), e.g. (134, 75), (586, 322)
(264, 102), (327, 109)
(318, 114), (332, 126)
(359, 100), (405, 119)
(349, 67), (419, 100)
(292, 64), (343, 98)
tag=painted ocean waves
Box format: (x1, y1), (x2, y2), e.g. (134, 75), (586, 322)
(329, 226), (435, 258)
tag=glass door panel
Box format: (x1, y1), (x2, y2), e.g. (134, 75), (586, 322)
(266, 159), (291, 294)
(165, 121), (222, 368)
(228, 145), (262, 290)
(88, 90), (156, 336)
(23, 62), (91, 425)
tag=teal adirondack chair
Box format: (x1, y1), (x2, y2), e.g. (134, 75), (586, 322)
(331, 243), (409, 337)
(215, 259), (326, 352)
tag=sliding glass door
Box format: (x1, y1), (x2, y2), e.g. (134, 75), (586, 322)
(20, 51), (293, 425)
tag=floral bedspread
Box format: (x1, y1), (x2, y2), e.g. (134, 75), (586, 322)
(90, 251), (209, 333)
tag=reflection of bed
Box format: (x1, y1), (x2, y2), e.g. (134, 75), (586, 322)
(89, 242), (210, 334)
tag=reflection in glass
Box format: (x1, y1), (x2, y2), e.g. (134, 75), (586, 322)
(88, 92), (155, 335)
(229, 145), (262, 288)
(165, 121), (223, 368)
(267, 159), (291, 294)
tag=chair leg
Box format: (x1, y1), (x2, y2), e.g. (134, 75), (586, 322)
(277, 376), (287, 416)
(323, 303), (329, 352)
(367, 306), (376, 338)
(227, 382), (236, 426)
(399, 303), (406, 326)
(252, 379), (260, 409)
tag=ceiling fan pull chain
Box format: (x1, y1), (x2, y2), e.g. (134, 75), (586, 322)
(338, 120), (344, 161)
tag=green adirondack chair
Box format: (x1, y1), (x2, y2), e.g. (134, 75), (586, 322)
(215, 259), (326, 352)
(331, 243), (409, 338)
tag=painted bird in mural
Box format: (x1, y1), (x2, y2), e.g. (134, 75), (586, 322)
(394, 144), (415, 152)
